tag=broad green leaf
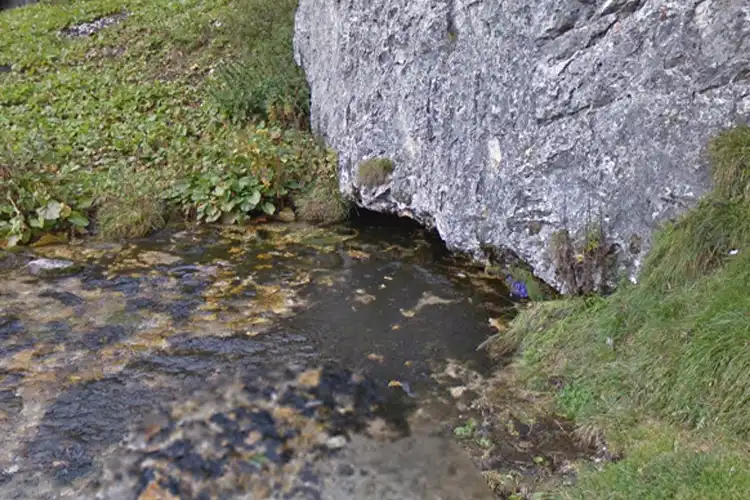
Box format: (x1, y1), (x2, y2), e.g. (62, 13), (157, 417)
(6, 234), (21, 248)
(247, 190), (261, 206)
(261, 202), (275, 215)
(220, 199), (238, 212)
(77, 197), (96, 210)
(67, 212), (89, 227)
(238, 176), (257, 188)
(60, 203), (72, 218)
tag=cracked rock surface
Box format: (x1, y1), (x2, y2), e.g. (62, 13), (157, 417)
(294, 0), (750, 292)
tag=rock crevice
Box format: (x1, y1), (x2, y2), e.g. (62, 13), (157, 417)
(294, 0), (750, 292)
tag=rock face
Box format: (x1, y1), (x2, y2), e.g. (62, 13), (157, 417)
(294, 0), (750, 292)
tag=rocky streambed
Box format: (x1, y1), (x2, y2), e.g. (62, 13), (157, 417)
(0, 218), (593, 499)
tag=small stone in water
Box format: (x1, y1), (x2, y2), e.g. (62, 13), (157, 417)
(276, 207), (296, 223)
(27, 259), (81, 278)
(326, 435), (347, 449)
(450, 386), (467, 399)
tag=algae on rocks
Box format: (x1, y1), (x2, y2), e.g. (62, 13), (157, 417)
(294, 0), (750, 293)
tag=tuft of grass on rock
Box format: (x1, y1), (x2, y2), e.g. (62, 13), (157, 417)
(357, 157), (394, 188)
(294, 183), (350, 224)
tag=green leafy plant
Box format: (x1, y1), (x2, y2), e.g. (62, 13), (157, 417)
(0, 0), (343, 246)
(170, 169), (275, 224)
(453, 418), (477, 439)
(0, 166), (92, 247)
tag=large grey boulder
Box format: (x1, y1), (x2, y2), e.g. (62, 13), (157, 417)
(294, 0), (750, 292)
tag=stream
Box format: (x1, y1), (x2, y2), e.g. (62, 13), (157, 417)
(0, 217), (592, 499)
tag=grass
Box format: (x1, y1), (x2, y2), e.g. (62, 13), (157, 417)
(488, 125), (750, 498)
(356, 157), (394, 187)
(0, 0), (344, 247)
(208, 0), (309, 127)
(95, 169), (166, 239)
(569, 424), (750, 500)
(294, 178), (351, 223)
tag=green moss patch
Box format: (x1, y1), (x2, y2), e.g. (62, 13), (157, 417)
(356, 157), (394, 188)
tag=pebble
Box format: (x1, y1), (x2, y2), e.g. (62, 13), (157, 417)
(326, 435), (348, 449)
(276, 207), (296, 223)
(26, 259), (81, 278)
(450, 386), (468, 399)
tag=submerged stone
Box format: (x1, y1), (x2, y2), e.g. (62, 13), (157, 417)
(26, 259), (82, 278)
(89, 365), (419, 498)
(276, 207), (297, 223)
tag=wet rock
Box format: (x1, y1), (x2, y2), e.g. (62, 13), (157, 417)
(0, 250), (31, 270)
(0, 315), (24, 341)
(25, 378), (158, 485)
(124, 298), (202, 323)
(78, 325), (131, 350)
(0, 389), (22, 423)
(136, 251), (182, 267)
(82, 275), (140, 296)
(325, 436), (347, 450)
(168, 335), (268, 357)
(89, 365), (415, 499)
(38, 290), (84, 307)
(27, 259), (81, 278)
(276, 207), (297, 223)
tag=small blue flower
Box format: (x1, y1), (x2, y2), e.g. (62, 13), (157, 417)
(505, 274), (529, 299)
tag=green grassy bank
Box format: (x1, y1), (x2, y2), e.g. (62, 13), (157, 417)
(0, 0), (347, 248)
(490, 125), (750, 498)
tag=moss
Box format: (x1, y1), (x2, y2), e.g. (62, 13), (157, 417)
(356, 157), (394, 188)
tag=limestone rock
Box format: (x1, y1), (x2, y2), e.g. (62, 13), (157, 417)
(294, 0), (750, 292)
(26, 258), (81, 278)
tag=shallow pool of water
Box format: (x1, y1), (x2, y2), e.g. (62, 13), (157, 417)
(0, 219), (589, 498)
